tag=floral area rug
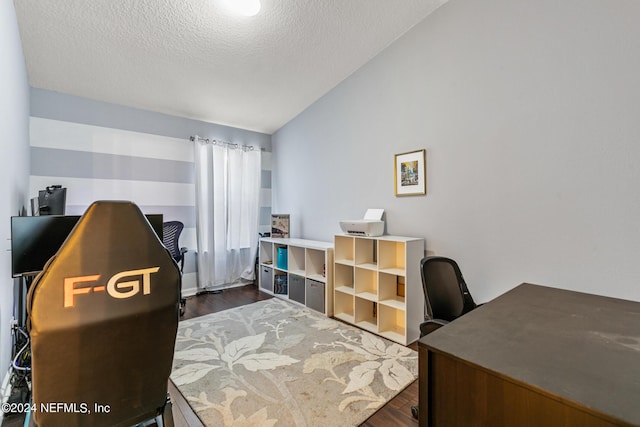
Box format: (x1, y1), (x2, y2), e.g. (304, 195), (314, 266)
(171, 298), (418, 427)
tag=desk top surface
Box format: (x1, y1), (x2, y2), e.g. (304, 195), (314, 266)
(420, 283), (640, 426)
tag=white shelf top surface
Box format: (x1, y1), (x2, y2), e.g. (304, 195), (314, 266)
(335, 234), (424, 242)
(261, 237), (333, 250)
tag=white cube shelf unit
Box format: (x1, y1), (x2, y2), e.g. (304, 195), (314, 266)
(259, 237), (334, 316)
(333, 234), (425, 345)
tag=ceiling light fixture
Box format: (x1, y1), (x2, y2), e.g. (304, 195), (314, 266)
(220, 0), (261, 17)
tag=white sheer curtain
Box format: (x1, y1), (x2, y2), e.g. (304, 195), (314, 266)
(194, 138), (261, 289)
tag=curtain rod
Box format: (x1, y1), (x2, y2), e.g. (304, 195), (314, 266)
(190, 135), (257, 151)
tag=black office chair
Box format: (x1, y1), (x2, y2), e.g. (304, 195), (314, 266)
(163, 221), (188, 315)
(411, 256), (478, 419)
(26, 201), (180, 427)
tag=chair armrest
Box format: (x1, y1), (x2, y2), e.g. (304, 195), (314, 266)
(178, 247), (188, 273)
(420, 319), (449, 337)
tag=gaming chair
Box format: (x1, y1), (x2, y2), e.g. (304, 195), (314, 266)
(26, 201), (181, 427)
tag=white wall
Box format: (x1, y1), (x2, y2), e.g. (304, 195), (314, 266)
(0, 0), (30, 393)
(272, 0), (640, 302)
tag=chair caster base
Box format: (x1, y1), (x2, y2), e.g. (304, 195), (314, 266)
(411, 405), (419, 419)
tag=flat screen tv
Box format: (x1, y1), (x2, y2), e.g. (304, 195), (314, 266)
(10, 214), (163, 277)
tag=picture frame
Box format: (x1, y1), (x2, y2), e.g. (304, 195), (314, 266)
(271, 214), (290, 238)
(394, 149), (426, 196)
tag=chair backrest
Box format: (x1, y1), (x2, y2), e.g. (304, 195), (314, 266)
(27, 201), (180, 427)
(421, 256), (477, 322)
(163, 221), (184, 262)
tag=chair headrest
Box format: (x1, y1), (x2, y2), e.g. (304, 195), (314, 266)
(28, 200), (180, 332)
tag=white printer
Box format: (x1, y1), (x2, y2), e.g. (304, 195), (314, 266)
(339, 209), (385, 237)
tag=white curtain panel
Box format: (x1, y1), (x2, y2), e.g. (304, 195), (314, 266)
(194, 140), (261, 289)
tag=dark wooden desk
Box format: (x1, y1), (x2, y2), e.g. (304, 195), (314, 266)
(418, 283), (640, 427)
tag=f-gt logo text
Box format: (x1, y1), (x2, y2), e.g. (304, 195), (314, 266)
(63, 267), (160, 307)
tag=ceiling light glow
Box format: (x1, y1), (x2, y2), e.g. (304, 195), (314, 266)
(221, 0), (261, 17)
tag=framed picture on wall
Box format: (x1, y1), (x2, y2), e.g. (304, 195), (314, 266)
(394, 149), (426, 196)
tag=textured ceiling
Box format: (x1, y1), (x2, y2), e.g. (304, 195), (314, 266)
(15, 0), (447, 134)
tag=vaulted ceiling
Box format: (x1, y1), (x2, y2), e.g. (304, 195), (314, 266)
(15, 0), (447, 134)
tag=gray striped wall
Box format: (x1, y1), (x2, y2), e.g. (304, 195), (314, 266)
(259, 153), (272, 235)
(29, 89), (272, 294)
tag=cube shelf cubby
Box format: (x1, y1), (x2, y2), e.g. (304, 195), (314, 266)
(378, 240), (406, 275)
(334, 235), (355, 265)
(334, 289), (355, 323)
(332, 234), (424, 345)
(378, 272), (405, 310)
(355, 238), (377, 270)
(355, 267), (377, 301)
(378, 304), (406, 344)
(355, 297), (378, 334)
(287, 245), (306, 276)
(334, 263), (354, 294)
(306, 248), (327, 282)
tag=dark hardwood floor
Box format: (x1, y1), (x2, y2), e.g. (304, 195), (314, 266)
(1, 284), (419, 427)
